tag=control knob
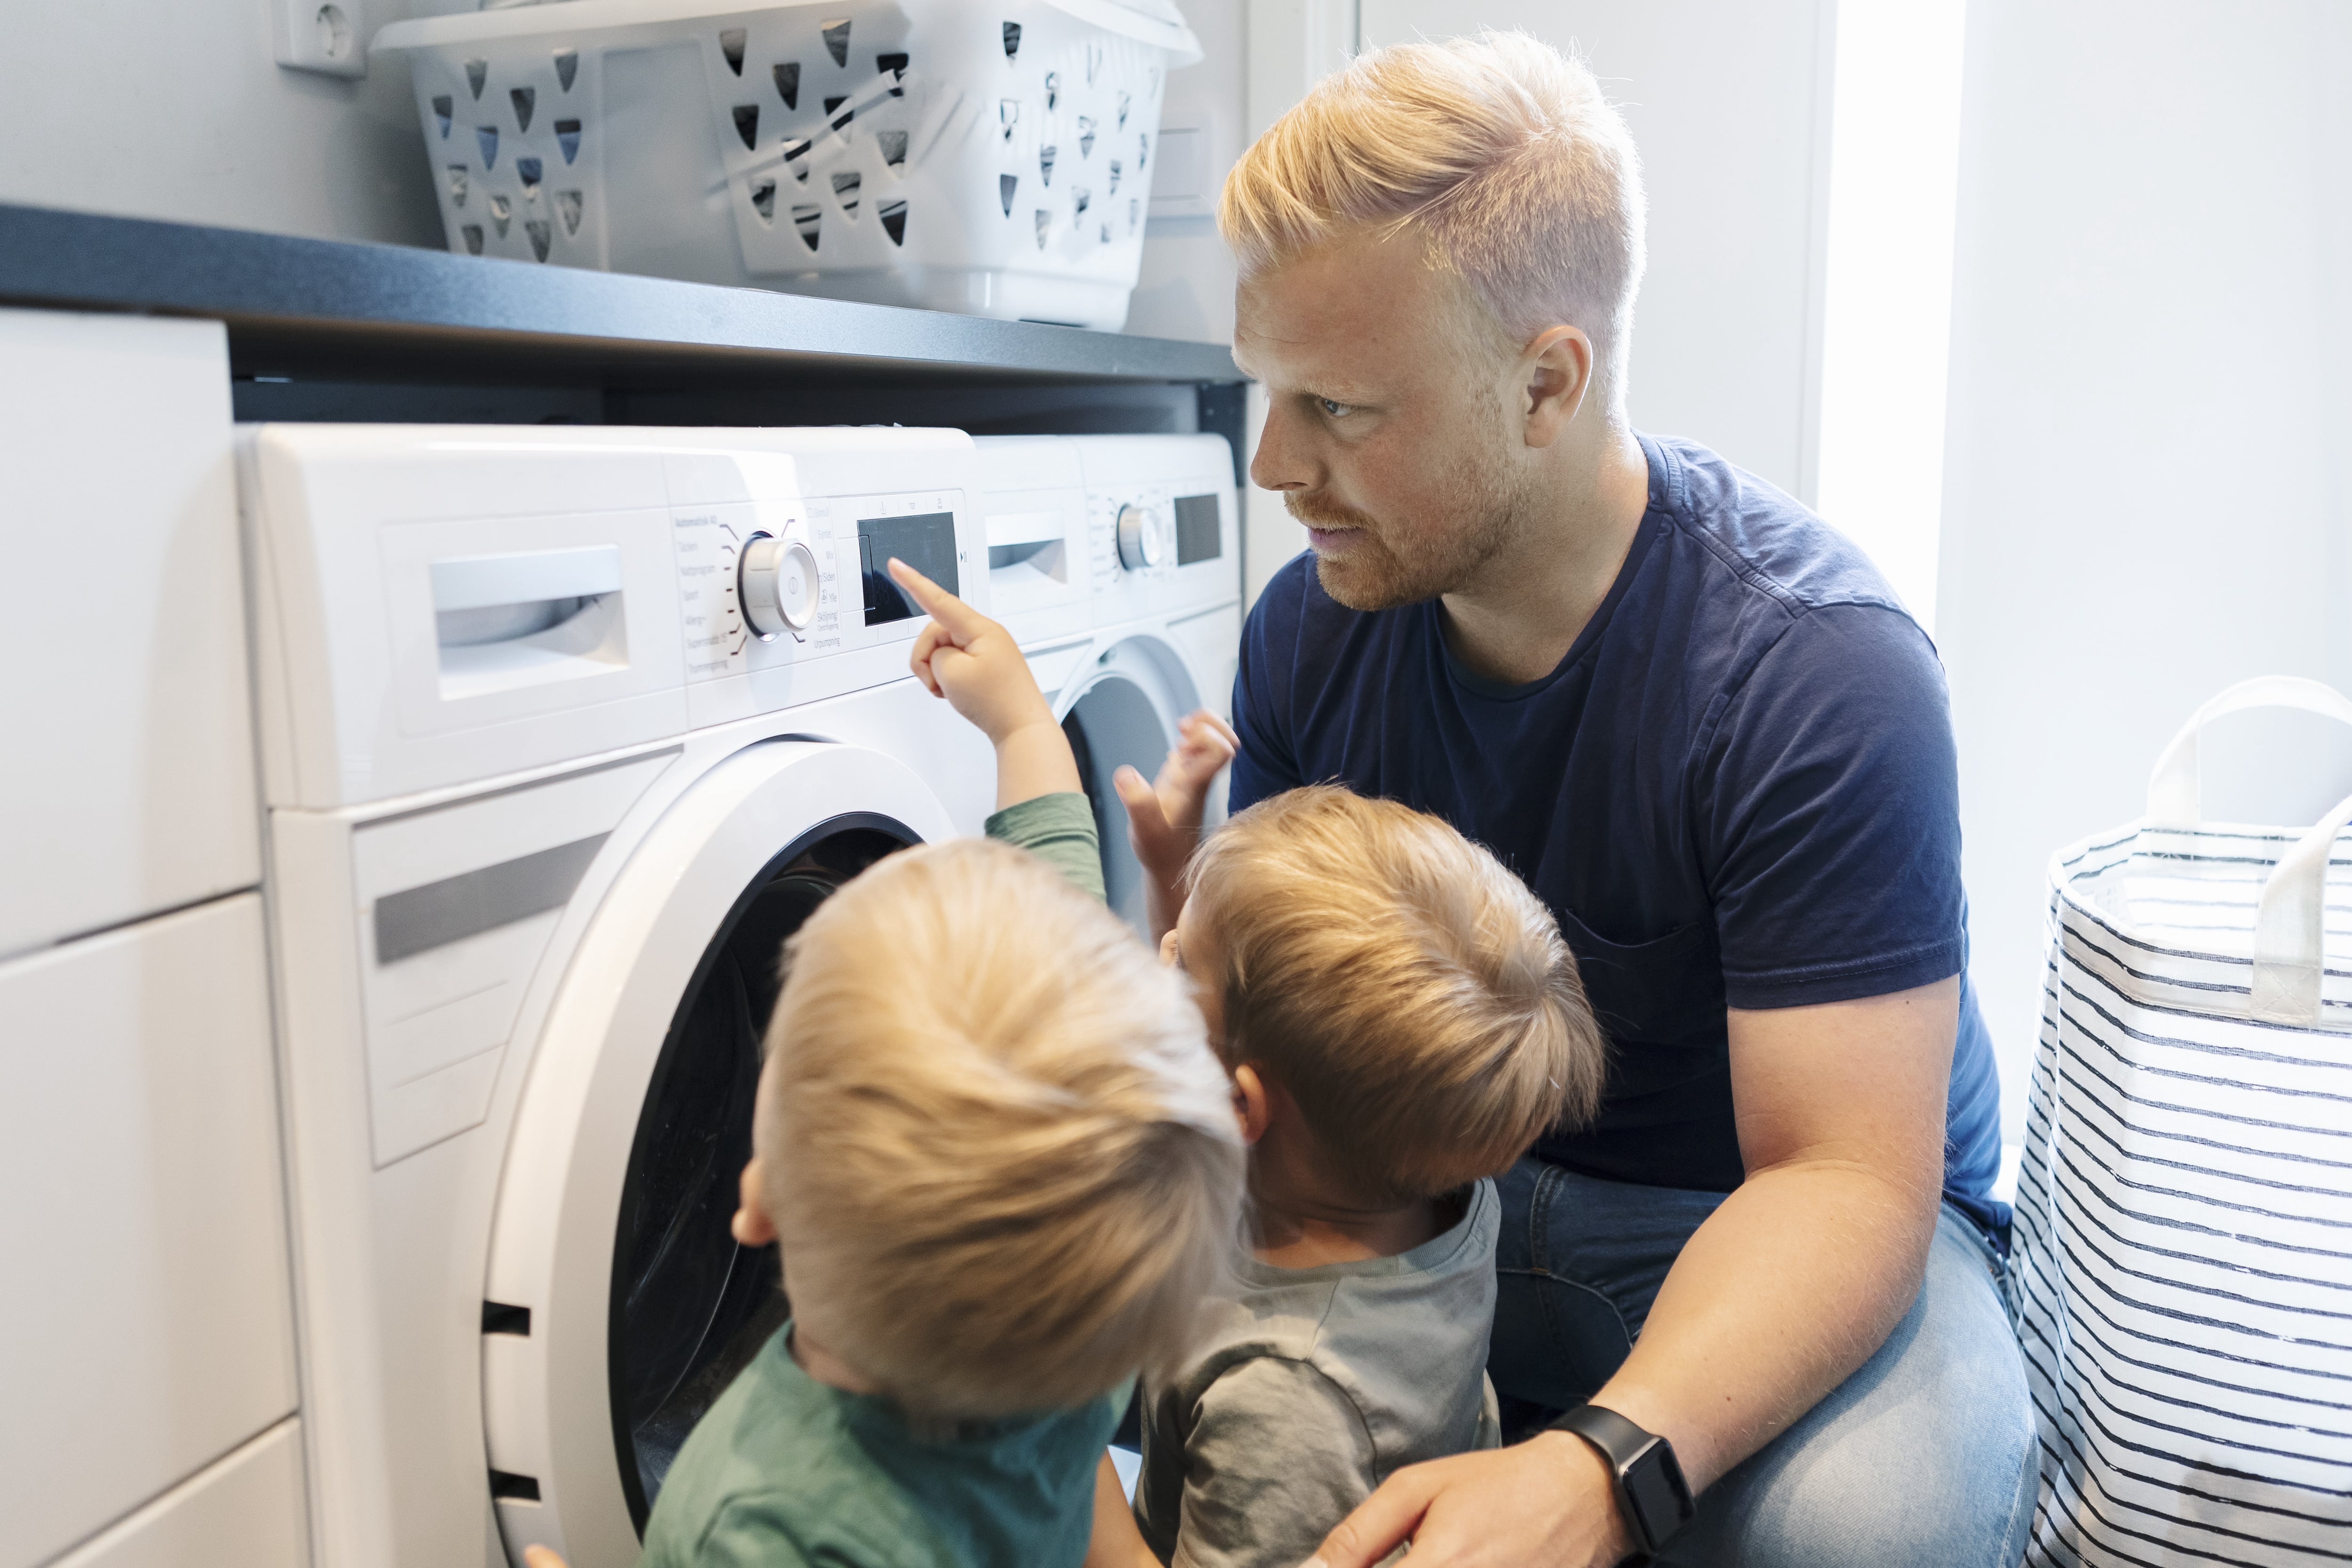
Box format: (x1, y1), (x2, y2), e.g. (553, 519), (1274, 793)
(739, 532), (819, 639)
(1116, 503), (1173, 572)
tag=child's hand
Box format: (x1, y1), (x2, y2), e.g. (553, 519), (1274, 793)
(521, 1548), (569, 1568)
(891, 558), (1054, 744)
(890, 557), (1082, 811)
(1114, 709), (1238, 939)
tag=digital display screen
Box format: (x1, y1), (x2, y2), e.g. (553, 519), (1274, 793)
(1174, 493), (1222, 565)
(857, 512), (959, 626)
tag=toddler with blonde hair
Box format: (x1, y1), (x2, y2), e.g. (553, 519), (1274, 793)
(1077, 773), (1606, 1568)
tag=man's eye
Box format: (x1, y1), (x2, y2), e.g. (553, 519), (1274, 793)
(1319, 398), (1357, 418)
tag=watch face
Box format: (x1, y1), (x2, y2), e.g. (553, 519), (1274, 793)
(1622, 1438), (1694, 1546)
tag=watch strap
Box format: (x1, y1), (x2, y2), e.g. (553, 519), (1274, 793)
(1549, 1403), (1694, 1560)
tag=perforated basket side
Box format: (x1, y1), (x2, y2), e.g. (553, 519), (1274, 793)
(405, 36), (611, 269)
(690, 3), (1167, 291)
(378, 0), (1183, 327)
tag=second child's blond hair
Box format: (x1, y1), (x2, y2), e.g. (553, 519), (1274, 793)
(1188, 787), (1603, 1206)
(1220, 31), (1646, 411)
(761, 837), (1244, 1419)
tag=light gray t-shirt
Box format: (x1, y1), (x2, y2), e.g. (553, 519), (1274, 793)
(1133, 1178), (1504, 1568)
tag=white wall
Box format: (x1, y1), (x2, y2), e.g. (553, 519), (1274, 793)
(1936, 0), (2352, 1145)
(1127, 0), (1248, 344)
(1358, 0), (1836, 501)
(1228, 0), (1366, 604)
(0, 0), (440, 246)
(1812, 0), (1967, 632)
(0, 0), (1250, 339)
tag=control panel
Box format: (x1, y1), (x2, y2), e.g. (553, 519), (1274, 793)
(668, 485), (964, 685)
(975, 433), (1238, 651)
(243, 423), (985, 808)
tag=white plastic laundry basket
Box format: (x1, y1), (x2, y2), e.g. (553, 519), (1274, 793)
(373, 0), (1200, 330)
(2015, 676), (2352, 1567)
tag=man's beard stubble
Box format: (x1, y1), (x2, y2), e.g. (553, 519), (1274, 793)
(1285, 478), (1518, 613)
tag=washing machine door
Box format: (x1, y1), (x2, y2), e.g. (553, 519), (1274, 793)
(477, 740), (957, 1567)
(1057, 633), (1205, 934)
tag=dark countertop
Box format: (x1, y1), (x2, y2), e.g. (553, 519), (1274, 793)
(0, 202), (1244, 390)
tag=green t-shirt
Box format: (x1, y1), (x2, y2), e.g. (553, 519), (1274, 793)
(637, 791), (1112, 1568)
(984, 790), (1105, 902)
(639, 1325), (1126, 1568)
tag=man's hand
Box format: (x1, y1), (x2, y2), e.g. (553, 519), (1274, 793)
(1301, 1432), (1631, 1568)
(520, 1548), (568, 1568)
(1307, 979), (1958, 1568)
(1112, 708), (1238, 941)
(890, 557), (1081, 810)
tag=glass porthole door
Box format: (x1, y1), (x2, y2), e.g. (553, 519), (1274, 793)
(477, 740), (958, 1568)
(1057, 634), (1205, 933)
(612, 820), (909, 1516)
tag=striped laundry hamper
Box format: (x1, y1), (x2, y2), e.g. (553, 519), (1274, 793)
(2016, 675), (2352, 1566)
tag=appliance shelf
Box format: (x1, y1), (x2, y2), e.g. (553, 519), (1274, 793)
(0, 203), (1242, 391)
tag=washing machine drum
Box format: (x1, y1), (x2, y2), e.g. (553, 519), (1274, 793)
(1059, 636), (1204, 933)
(482, 741), (961, 1566)
(613, 822), (908, 1514)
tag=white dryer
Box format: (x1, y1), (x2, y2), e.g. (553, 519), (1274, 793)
(978, 434), (1242, 930)
(241, 423), (1002, 1568)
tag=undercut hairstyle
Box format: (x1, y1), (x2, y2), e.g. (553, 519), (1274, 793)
(1220, 30), (1647, 412)
(760, 837), (1245, 1419)
(1187, 786), (1605, 1208)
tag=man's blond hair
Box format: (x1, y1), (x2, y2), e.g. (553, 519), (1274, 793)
(761, 837), (1243, 1418)
(1187, 787), (1605, 1207)
(1221, 31), (1647, 409)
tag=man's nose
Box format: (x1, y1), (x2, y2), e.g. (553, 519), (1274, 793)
(1250, 398), (1314, 493)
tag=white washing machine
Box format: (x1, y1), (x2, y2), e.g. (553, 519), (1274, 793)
(977, 434), (1241, 931)
(242, 423), (1010, 1568)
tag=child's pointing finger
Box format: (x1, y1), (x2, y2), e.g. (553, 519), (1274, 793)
(886, 557), (985, 642)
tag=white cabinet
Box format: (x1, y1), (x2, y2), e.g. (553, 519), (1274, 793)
(47, 1422), (308, 1568)
(0, 309), (258, 958)
(0, 896), (298, 1568)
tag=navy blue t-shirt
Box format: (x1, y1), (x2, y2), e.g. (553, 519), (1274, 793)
(1229, 435), (2004, 1238)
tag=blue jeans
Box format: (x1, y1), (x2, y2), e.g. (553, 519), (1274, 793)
(1490, 1160), (2035, 1568)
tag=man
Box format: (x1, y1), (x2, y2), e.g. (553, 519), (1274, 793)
(1208, 31), (2031, 1568)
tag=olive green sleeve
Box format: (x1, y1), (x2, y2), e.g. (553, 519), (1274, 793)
(984, 791), (1106, 903)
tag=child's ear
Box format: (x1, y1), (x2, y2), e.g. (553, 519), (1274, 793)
(1231, 1064), (1272, 1146)
(731, 1157), (779, 1247)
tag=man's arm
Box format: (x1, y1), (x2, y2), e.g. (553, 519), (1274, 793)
(1302, 977), (1957, 1568)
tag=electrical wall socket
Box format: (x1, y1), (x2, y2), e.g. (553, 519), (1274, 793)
(276, 0), (369, 78)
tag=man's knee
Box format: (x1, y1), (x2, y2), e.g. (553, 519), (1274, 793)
(1664, 1211), (2034, 1568)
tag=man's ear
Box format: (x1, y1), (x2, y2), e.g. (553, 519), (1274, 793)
(1520, 325), (1594, 449)
(732, 1156), (778, 1247)
(1231, 1063), (1273, 1146)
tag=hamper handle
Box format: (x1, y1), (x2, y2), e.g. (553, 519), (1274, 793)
(2145, 675), (2352, 826)
(2252, 788), (2352, 1027)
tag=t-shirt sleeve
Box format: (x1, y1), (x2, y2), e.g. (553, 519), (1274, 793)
(694, 1497), (933, 1568)
(1226, 561), (1309, 815)
(1166, 1355), (1378, 1568)
(1697, 603), (1967, 1009)
(681, 1501), (823, 1568)
(985, 790), (1105, 902)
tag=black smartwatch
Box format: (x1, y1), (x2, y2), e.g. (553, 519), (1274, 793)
(1549, 1403), (1695, 1562)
